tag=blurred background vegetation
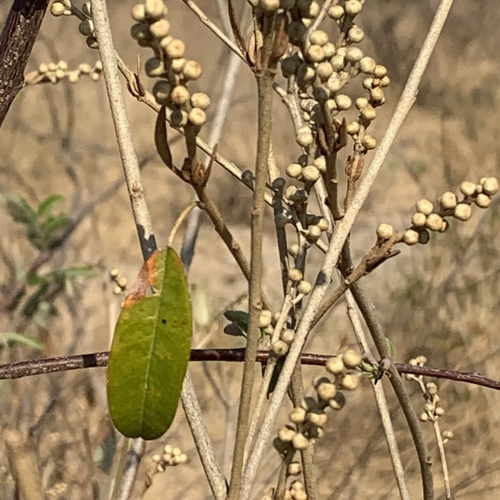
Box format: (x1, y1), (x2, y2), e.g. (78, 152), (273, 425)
(1, 0), (500, 498)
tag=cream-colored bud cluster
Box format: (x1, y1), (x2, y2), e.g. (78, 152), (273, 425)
(50, 0), (74, 18)
(129, 0), (210, 128)
(278, 0), (387, 154)
(151, 444), (188, 473)
(274, 349), (362, 454)
(26, 60), (103, 86)
(109, 268), (127, 295)
(400, 177), (499, 247)
(46, 482), (68, 498)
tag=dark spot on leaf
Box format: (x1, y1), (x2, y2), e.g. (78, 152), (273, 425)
(162, 319), (167, 325)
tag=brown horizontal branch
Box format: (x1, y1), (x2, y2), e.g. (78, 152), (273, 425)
(0, 349), (499, 391)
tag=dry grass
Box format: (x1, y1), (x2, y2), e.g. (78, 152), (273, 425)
(1, 1), (500, 498)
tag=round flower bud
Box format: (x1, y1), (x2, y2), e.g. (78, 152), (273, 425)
(330, 54), (346, 71)
(145, 57), (165, 77)
(292, 432), (310, 450)
(373, 65), (387, 78)
(326, 74), (343, 93)
(360, 105), (377, 121)
(289, 407), (307, 424)
(130, 22), (149, 42)
(362, 77), (374, 89)
(188, 108), (207, 127)
(425, 213), (444, 231)
(418, 229), (430, 244)
(145, 0), (167, 20)
(305, 45), (325, 63)
(288, 244), (300, 257)
(153, 80), (171, 105)
(420, 412), (429, 422)
(313, 156), (327, 173)
(149, 19), (170, 39)
(296, 127), (314, 147)
(287, 21), (307, 42)
(86, 36), (98, 49)
(307, 410), (328, 427)
(355, 97), (369, 109)
(403, 229), (419, 245)
(170, 57), (185, 73)
(289, 268), (303, 282)
(346, 47), (363, 63)
(482, 177), (499, 196)
(439, 191), (457, 209)
(307, 225), (322, 242)
(51, 2), (66, 16)
(278, 425), (296, 443)
(435, 406), (445, 416)
(281, 55), (301, 77)
(475, 193), (491, 208)
(322, 42), (336, 58)
(188, 93), (210, 111)
(170, 108), (188, 127)
(302, 165), (320, 183)
(300, 0), (319, 18)
(370, 87), (385, 103)
(326, 355), (345, 374)
(170, 85), (190, 105)
(343, 349), (362, 368)
(347, 26), (364, 43)
(376, 223), (394, 240)
(287, 462), (302, 476)
(453, 203), (472, 221)
(345, 0), (362, 16)
(361, 135), (377, 150)
(164, 38), (185, 59)
(113, 285), (122, 295)
(261, 0), (280, 12)
(183, 60), (203, 80)
(340, 373), (360, 390)
(316, 382), (336, 401)
(411, 212), (427, 228)
(459, 181), (476, 197)
(328, 5), (344, 20)
(131, 3), (146, 21)
(78, 63), (91, 74)
(272, 339), (289, 356)
(316, 61), (333, 81)
(346, 121), (360, 135)
(286, 163), (303, 178)
(309, 29), (329, 46)
(116, 276), (127, 289)
(79, 19), (95, 37)
(439, 219), (449, 233)
(258, 311), (272, 329)
(328, 392), (346, 410)
(415, 199), (434, 215)
(285, 185), (298, 200)
(280, 328), (295, 343)
(295, 280), (311, 295)
(359, 56), (376, 74)
(335, 94), (352, 110)
(379, 75), (391, 87)
(317, 217), (329, 231)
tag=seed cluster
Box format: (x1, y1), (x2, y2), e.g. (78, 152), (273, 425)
(109, 268), (127, 295)
(375, 176), (500, 247)
(274, 349), (362, 455)
(151, 444), (188, 473)
(130, 0), (210, 128)
(26, 60), (103, 85)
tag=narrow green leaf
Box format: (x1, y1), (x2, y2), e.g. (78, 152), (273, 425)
(37, 194), (64, 216)
(107, 247), (192, 440)
(0, 332), (43, 350)
(223, 310), (249, 333)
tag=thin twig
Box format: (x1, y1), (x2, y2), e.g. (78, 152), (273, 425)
(91, 1), (225, 498)
(345, 291), (410, 500)
(242, 1), (455, 494)
(1, 350), (499, 390)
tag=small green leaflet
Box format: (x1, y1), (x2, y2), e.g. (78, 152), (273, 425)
(107, 247), (192, 440)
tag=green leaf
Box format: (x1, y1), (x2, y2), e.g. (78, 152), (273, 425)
(0, 332), (43, 350)
(107, 247), (192, 440)
(224, 310), (249, 333)
(37, 195), (64, 216)
(1, 193), (37, 225)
